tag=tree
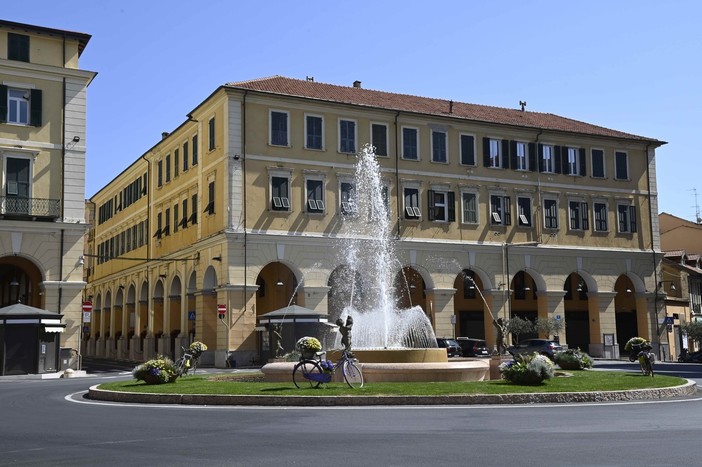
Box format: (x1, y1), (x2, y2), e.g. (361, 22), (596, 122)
(505, 316), (534, 345)
(534, 317), (565, 339)
(681, 321), (702, 346)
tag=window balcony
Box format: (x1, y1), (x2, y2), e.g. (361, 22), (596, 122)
(0, 196), (60, 220)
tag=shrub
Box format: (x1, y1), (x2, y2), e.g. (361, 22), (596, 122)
(499, 352), (554, 385)
(554, 348), (593, 370)
(132, 356), (178, 384)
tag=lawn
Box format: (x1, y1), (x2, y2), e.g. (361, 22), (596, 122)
(97, 370), (687, 397)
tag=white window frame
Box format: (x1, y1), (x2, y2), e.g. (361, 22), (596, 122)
(489, 138), (501, 168)
(591, 148), (606, 178)
(305, 177), (325, 214)
(401, 126), (419, 160)
(431, 190), (448, 222)
(567, 147), (580, 176)
(541, 144), (555, 173)
(543, 197), (559, 230)
(338, 118), (357, 154)
(431, 130), (448, 163)
(7, 87), (31, 125)
(370, 122), (389, 157)
(461, 190), (478, 224)
(516, 141), (528, 171)
(304, 113), (324, 150)
(617, 202), (637, 233)
(615, 151), (629, 180)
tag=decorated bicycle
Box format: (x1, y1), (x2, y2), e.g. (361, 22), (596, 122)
(624, 337), (655, 377)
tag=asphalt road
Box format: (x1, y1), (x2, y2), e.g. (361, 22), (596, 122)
(1, 360), (701, 466)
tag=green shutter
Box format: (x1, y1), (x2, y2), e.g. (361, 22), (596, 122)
(30, 89), (42, 127)
(0, 85), (7, 123)
(448, 192), (456, 222)
(427, 190), (435, 221)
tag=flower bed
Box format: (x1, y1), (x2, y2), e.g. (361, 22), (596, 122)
(132, 356), (178, 384)
(554, 348), (593, 370)
(499, 352), (554, 385)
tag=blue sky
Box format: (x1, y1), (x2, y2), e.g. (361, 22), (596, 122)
(5, 1), (701, 221)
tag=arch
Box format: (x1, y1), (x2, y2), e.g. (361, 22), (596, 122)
(394, 266), (427, 312)
(327, 265), (363, 324)
(187, 271), (197, 294)
(453, 268), (491, 340)
(0, 256), (44, 307)
(203, 266), (218, 292)
(563, 272), (590, 351)
(170, 275), (182, 297)
(256, 262), (298, 316)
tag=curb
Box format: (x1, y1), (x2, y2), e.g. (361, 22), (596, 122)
(87, 380), (698, 406)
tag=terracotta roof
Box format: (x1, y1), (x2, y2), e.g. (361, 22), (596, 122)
(227, 76), (663, 143)
(664, 250), (686, 258)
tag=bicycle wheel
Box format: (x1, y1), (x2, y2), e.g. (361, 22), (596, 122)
(191, 358), (198, 375)
(645, 355), (654, 377)
(293, 360), (323, 388)
(342, 360), (363, 388)
(174, 357), (185, 376)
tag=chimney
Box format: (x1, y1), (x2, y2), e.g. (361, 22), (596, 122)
(353, 80), (362, 88)
(161, 132), (169, 140)
(306, 76), (314, 82)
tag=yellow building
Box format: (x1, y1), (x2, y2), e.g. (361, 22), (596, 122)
(85, 76), (667, 366)
(0, 20), (95, 374)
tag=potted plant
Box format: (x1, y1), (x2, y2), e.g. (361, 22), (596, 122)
(499, 352), (554, 385)
(295, 336), (322, 359)
(132, 356), (178, 384)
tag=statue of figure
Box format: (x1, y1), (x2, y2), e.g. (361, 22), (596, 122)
(336, 316), (354, 355)
(493, 318), (507, 355)
(272, 324), (284, 358)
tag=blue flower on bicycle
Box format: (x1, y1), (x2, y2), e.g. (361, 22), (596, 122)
(320, 360), (334, 374)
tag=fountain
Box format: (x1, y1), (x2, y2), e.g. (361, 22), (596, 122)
(261, 144), (488, 382)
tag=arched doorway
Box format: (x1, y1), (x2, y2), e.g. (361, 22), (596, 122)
(0, 256), (42, 307)
(564, 273), (589, 351)
(454, 269), (486, 339)
(327, 265), (363, 324)
(394, 266), (426, 313)
(510, 270), (538, 342)
(614, 275), (637, 355)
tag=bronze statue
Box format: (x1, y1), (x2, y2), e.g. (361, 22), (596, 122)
(336, 316), (354, 355)
(493, 318), (507, 355)
(272, 324), (284, 358)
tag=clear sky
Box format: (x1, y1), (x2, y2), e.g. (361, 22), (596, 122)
(5, 1), (700, 221)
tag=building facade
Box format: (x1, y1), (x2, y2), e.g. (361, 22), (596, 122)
(0, 20), (95, 374)
(84, 76), (667, 366)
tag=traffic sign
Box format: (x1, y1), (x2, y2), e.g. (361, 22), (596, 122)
(188, 311), (196, 320)
(217, 304), (227, 314)
(82, 312), (92, 323)
(82, 301), (93, 312)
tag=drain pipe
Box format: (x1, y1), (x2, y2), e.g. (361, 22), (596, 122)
(394, 111), (401, 238)
(645, 142), (663, 359)
(533, 129), (543, 243)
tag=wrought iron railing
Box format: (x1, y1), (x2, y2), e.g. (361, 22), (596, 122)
(0, 196), (60, 219)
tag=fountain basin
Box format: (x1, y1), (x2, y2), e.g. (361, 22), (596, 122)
(328, 348), (448, 363)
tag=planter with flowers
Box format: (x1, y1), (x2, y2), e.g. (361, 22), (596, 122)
(296, 336), (322, 360)
(553, 348), (593, 370)
(189, 341), (207, 359)
(499, 352), (554, 385)
(132, 356), (178, 384)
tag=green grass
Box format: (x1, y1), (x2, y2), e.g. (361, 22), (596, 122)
(97, 370), (686, 397)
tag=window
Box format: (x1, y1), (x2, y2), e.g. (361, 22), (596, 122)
(591, 149), (605, 178)
(270, 111), (289, 146)
(306, 179), (325, 213)
(618, 204), (637, 233)
(615, 151), (628, 180)
(371, 123), (388, 156)
(181, 198), (188, 228)
(155, 212), (163, 239)
(190, 193), (198, 224)
(305, 115), (323, 150)
(543, 199), (558, 229)
(540, 144), (555, 173)
(4, 158), (30, 215)
(208, 117), (215, 151)
(8, 33), (29, 62)
(431, 130), (447, 163)
(174, 149), (179, 178)
(157, 160), (163, 187)
(339, 119), (356, 153)
(1, 86), (41, 126)
(271, 176), (290, 211)
(340, 182), (358, 215)
(192, 135), (198, 165)
(569, 201), (589, 230)
(428, 190), (455, 222)
(460, 134), (475, 165)
(490, 195), (511, 225)
(402, 128), (418, 160)
(164, 207), (171, 236)
(483, 138), (505, 168)
(403, 188), (421, 219)
(461, 192), (478, 224)
(517, 196), (532, 226)
(515, 141), (529, 171)
(183, 142), (189, 171)
(204, 181), (215, 215)
(594, 202), (608, 231)
(566, 147), (585, 176)
(165, 154), (171, 183)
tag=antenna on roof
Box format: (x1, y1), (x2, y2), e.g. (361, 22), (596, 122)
(519, 101), (527, 111)
(693, 188), (701, 224)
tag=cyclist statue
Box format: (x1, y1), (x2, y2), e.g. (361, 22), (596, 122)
(336, 316), (354, 356)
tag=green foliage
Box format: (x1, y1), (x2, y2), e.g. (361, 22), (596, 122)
(554, 348), (593, 370)
(132, 356), (178, 384)
(505, 316), (534, 343)
(534, 317), (565, 336)
(499, 352), (555, 385)
(681, 321), (702, 345)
